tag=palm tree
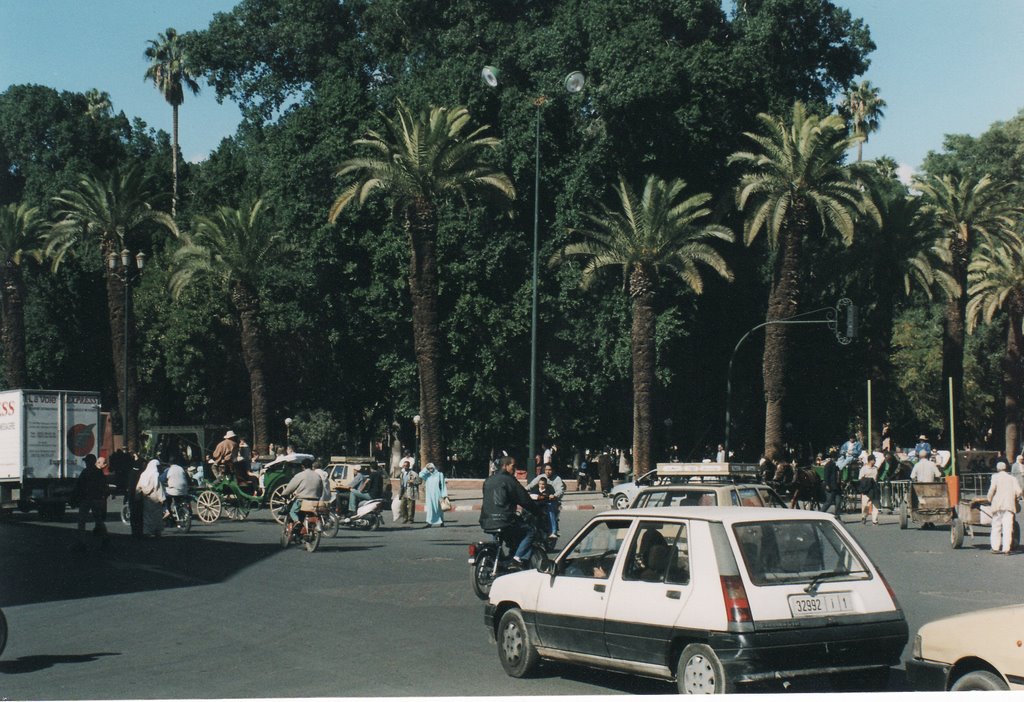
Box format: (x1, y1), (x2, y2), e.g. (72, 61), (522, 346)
(169, 199), (283, 454)
(144, 27), (200, 218)
(553, 174), (733, 474)
(0, 203), (45, 388)
(914, 173), (1020, 446)
(84, 89), (112, 120)
(841, 80), (886, 162)
(967, 234), (1024, 457)
(729, 101), (880, 459)
(47, 165), (176, 451)
(329, 100), (515, 470)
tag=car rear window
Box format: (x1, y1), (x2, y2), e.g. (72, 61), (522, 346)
(732, 520), (870, 586)
(634, 489), (718, 508)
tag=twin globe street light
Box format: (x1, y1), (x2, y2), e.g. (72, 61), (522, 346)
(107, 248), (146, 450)
(481, 65), (585, 466)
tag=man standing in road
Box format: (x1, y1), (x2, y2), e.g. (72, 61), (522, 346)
(987, 461), (1022, 555)
(481, 456), (543, 568)
(820, 449), (843, 518)
(399, 458), (421, 524)
(73, 454), (109, 549)
(911, 450), (943, 483)
(210, 430), (239, 480)
(527, 463), (565, 540)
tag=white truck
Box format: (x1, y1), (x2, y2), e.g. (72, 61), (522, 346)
(0, 389), (102, 517)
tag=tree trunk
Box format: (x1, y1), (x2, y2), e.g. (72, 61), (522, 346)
(630, 266), (656, 476)
(0, 263), (29, 388)
(942, 234), (968, 448)
(407, 200), (446, 470)
(171, 104), (179, 219)
(102, 242), (138, 452)
(763, 212), (805, 461)
(1004, 310), (1023, 459)
(231, 282), (270, 455)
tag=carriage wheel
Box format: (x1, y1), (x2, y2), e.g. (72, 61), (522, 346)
(223, 498), (252, 521)
(195, 490), (222, 523)
(269, 484), (290, 524)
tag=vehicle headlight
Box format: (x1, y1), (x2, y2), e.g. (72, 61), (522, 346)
(912, 634), (922, 659)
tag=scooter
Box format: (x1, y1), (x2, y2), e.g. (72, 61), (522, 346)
(468, 512), (550, 600)
(339, 498), (386, 530)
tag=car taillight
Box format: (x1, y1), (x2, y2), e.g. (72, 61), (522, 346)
(878, 569), (901, 610)
(720, 575), (752, 623)
(468, 543), (478, 558)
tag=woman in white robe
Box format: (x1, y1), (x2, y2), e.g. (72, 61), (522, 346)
(136, 459), (166, 536)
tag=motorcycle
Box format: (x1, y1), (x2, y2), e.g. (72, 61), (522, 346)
(469, 512), (550, 600)
(163, 496), (193, 532)
(339, 498), (386, 530)
(279, 501), (323, 553)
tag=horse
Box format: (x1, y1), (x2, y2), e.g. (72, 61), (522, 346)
(772, 462), (823, 510)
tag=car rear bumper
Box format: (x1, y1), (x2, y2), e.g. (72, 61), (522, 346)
(905, 657), (949, 691)
(710, 615), (909, 683)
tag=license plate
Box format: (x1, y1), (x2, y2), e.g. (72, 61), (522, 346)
(788, 592), (853, 617)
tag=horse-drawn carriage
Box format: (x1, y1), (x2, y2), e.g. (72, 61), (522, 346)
(196, 452), (314, 523)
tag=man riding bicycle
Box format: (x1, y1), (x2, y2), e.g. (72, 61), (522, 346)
(480, 456), (544, 569)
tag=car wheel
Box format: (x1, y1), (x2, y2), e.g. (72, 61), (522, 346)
(497, 608), (539, 678)
(613, 493), (630, 510)
(950, 670), (1008, 691)
(677, 644), (732, 694)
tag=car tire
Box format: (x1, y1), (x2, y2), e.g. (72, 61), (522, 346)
(497, 608), (539, 678)
(677, 644), (732, 694)
(950, 670), (1008, 691)
(613, 493), (630, 510)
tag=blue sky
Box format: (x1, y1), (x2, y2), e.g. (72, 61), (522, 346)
(2, 0), (1024, 178)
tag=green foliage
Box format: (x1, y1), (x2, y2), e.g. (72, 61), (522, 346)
(288, 409), (344, 459)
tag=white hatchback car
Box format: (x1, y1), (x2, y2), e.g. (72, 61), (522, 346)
(484, 506), (907, 693)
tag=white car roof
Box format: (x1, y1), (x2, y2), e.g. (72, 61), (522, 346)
(602, 505), (833, 524)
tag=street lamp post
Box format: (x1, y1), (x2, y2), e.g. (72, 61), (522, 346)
(107, 248), (145, 451)
(482, 65), (585, 466)
(413, 415), (422, 467)
(284, 417), (293, 449)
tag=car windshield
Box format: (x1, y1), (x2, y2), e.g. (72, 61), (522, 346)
(732, 519), (870, 586)
(634, 489), (718, 508)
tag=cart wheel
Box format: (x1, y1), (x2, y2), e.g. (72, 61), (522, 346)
(1013, 520), (1021, 550)
(195, 490), (222, 523)
(269, 485), (290, 524)
(223, 499), (252, 521)
(951, 519), (965, 549)
(899, 501), (908, 530)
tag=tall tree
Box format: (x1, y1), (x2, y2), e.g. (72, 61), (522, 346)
(144, 27), (200, 218)
(841, 80), (886, 161)
(0, 203), (45, 388)
(729, 101), (879, 459)
(914, 173), (1019, 447)
(170, 199), (282, 453)
(553, 174), (733, 474)
(329, 101), (515, 470)
(84, 89), (113, 121)
(967, 235), (1024, 458)
(46, 165), (176, 450)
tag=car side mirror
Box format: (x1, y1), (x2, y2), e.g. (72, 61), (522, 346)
(537, 558), (556, 575)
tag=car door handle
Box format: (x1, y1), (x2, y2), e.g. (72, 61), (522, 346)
(594, 583), (606, 593)
(666, 590), (681, 599)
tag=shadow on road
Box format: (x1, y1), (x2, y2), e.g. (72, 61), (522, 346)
(0, 516), (282, 608)
(0, 651), (120, 674)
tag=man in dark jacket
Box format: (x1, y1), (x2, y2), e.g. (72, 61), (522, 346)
(74, 453), (109, 548)
(820, 449), (843, 517)
(480, 456), (542, 567)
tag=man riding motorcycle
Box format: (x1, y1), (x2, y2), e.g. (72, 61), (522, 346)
(279, 458), (325, 528)
(480, 456), (544, 568)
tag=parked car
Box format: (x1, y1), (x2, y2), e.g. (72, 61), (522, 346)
(608, 462), (765, 510)
(906, 604), (1024, 691)
(631, 482), (788, 509)
(484, 506), (907, 694)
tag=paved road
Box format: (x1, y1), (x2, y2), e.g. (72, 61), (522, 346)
(0, 502), (1018, 698)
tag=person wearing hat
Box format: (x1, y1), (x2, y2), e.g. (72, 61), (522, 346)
(913, 434), (932, 458)
(987, 461), (1022, 555)
(210, 430), (239, 480)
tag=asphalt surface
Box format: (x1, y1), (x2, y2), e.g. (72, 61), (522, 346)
(0, 493), (1019, 699)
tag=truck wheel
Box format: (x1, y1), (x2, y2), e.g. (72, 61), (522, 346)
(497, 608), (539, 678)
(951, 520), (965, 549)
(951, 671), (1008, 691)
(677, 644), (732, 694)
